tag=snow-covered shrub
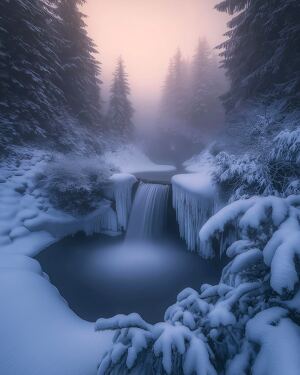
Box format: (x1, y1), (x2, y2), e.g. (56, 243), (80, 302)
(95, 313), (217, 375)
(38, 154), (117, 215)
(213, 152), (267, 201)
(96, 194), (300, 375)
(213, 128), (300, 201)
(265, 128), (300, 194)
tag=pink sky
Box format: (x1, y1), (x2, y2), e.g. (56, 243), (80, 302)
(82, 0), (229, 125)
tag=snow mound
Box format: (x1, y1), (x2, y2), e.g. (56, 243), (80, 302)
(172, 172), (218, 251)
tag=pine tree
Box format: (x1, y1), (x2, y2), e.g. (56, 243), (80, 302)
(216, 0), (300, 112)
(161, 49), (189, 123)
(107, 58), (134, 140)
(189, 38), (225, 130)
(56, 0), (102, 128)
(189, 38), (212, 126)
(0, 0), (64, 141)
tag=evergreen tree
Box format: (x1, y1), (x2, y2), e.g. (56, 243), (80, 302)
(56, 0), (102, 127)
(189, 38), (225, 130)
(189, 38), (212, 126)
(107, 58), (134, 140)
(0, 0), (63, 141)
(216, 0), (300, 112)
(161, 49), (189, 123)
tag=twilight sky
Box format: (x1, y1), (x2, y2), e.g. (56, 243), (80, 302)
(82, 0), (229, 126)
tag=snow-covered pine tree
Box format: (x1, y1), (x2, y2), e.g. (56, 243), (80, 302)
(56, 0), (102, 128)
(106, 58), (134, 140)
(0, 0), (64, 142)
(216, 0), (300, 112)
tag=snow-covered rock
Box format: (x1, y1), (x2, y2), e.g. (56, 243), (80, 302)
(172, 172), (218, 251)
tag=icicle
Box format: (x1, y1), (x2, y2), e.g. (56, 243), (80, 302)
(111, 173), (137, 231)
(172, 175), (219, 252)
(83, 201), (119, 236)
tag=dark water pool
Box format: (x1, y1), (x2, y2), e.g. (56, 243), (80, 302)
(37, 233), (223, 323)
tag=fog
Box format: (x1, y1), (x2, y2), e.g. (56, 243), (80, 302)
(82, 0), (229, 127)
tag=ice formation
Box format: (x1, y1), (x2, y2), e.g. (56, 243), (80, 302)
(110, 173), (137, 230)
(172, 173), (218, 251)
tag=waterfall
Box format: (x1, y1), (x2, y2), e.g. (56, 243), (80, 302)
(126, 182), (169, 240)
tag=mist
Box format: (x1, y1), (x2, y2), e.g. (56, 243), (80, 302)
(82, 0), (229, 128)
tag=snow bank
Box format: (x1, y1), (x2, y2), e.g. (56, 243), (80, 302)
(0, 253), (113, 375)
(0, 148), (120, 257)
(103, 144), (176, 174)
(172, 172), (218, 251)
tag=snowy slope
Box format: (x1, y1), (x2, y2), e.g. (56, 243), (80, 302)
(0, 253), (113, 375)
(183, 149), (215, 173)
(0, 148), (137, 257)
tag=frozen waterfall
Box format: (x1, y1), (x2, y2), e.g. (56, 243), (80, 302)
(172, 173), (219, 252)
(126, 182), (169, 240)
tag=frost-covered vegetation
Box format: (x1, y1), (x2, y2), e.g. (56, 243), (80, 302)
(38, 154), (116, 215)
(214, 128), (300, 202)
(96, 194), (300, 375)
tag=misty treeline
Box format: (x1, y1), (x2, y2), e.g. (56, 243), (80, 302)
(0, 0), (299, 155)
(159, 0), (299, 154)
(0, 0), (133, 152)
(159, 39), (226, 142)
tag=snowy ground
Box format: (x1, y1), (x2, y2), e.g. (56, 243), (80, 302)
(103, 144), (176, 173)
(0, 147), (134, 375)
(0, 148), (134, 256)
(183, 149), (215, 173)
(0, 253), (113, 375)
